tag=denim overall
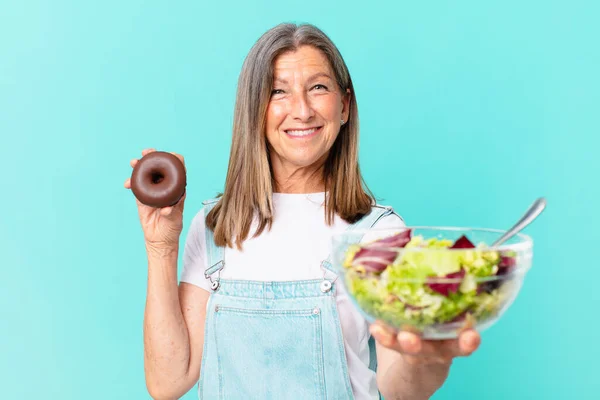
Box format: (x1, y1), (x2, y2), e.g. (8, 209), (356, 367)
(197, 199), (396, 400)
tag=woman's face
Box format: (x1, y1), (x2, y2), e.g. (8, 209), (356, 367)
(265, 45), (350, 174)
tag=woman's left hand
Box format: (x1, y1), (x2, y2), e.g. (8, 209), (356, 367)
(369, 321), (481, 365)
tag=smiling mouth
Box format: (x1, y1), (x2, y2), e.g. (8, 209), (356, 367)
(284, 126), (323, 138)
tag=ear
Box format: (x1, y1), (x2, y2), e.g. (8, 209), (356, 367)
(341, 88), (352, 122)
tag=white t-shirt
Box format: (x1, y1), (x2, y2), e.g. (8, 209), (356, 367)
(180, 192), (406, 400)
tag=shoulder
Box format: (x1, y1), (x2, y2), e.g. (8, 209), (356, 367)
(188, 197), (218, 234)
(192, 197), (221, 223)
(372, 202), (406, 228)
(188, 196), (224, 235)
(202, 197), (220, 206)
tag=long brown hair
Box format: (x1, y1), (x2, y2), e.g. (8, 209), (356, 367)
(206, 23), (375, 249)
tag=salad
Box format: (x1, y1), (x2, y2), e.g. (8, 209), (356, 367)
(342, 229), (518, 331)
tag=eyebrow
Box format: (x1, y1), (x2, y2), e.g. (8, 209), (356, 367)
(274, 72), (334, 85)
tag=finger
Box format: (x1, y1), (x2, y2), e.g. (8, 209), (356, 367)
(397, 333), (454, 364)
(369, 323), (422, 355)
(457, 329), (481, 356)
(142, 148), (156, 156)
(124, 178), (131, 189)
(130, 159), (138, 168)
(170, 152), (186, 170)
(399, 336), (457, 361)
(371, 326), (447, 364)
(396, 331), (423, 354)
(370, 323), (403, 352)
(371, 323), (455, 364)
(416, 330), (480, 360)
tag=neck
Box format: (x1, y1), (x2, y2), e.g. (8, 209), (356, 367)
(271, 156), (327, 194)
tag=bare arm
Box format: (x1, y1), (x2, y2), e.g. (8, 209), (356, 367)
(143, 246), (210, 400)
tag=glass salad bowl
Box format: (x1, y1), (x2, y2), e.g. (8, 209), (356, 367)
(330, 227), (533, 339)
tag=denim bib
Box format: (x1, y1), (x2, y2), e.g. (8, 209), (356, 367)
(197, 199), (395, 400)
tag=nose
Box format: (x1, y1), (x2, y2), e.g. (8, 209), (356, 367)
(289, 91), (314, 121)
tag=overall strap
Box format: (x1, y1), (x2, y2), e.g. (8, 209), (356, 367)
(348, 205), (397, 232)
(202, 198), (225, 291)
(321, 204), (398, 273)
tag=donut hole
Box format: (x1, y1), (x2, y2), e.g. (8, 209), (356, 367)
(150, 171), (165, 184)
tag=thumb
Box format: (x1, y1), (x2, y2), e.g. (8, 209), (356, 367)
(160, 206), (174, 217)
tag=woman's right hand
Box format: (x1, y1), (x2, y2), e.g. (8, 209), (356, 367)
(124, 148), (186, 253)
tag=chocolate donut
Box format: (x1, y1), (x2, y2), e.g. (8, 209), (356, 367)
(130, 151), (186, 208)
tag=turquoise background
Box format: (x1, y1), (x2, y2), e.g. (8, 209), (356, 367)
(1, 0), (598, 399)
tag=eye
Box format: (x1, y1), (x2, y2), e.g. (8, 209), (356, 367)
(312, 84), (328, 91)
(271, 89), (284, 96)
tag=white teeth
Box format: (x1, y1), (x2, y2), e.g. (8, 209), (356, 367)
(287, 128), (317, 137)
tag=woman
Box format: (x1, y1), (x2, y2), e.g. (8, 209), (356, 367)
(125, 23), (481, 400)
